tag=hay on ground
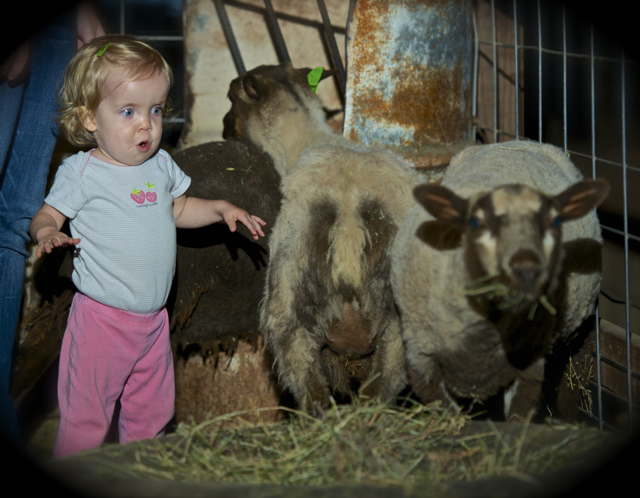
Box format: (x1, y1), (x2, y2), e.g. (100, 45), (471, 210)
(115, 398), (613, 489)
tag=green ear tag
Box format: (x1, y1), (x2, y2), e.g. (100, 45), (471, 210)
(307, 67), (324, 93)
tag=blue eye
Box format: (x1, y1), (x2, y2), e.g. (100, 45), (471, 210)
(469, 217), (481, 229)
(152, 107), (162, 115)
(552, 217), (563, 228)
(120, 109), (133, 117)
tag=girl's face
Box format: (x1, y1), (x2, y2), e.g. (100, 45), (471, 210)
(83, 69), (170, 166)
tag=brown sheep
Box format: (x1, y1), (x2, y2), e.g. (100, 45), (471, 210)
(168, 140), (282, 354)
(223, 63), (426, 412)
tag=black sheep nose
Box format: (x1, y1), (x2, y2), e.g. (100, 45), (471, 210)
(509, 250), (542, 286)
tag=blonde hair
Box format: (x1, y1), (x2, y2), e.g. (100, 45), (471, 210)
(58, 35), (175, 148)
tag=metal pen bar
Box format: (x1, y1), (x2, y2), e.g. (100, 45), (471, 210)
(474, 124), (640, 173)
(577, 406), (607, 426)
(224, 0), (346, 34)
(476, 38), (636, 64)
(563, 149), (640, 174)
(213, 0), (246, 75)
(472, 1), (479, 128)
(316, 0), (346, 96)
(471, 127), (640, 175)
(596, 305), (604, 430)
(592, 352), (640, 383)
(601, 225), (640, 244)
(579, 398), (640, 424)
(477, 40), (636, 64)
(120, 0), (125, 35)
(580, 382), (640, 431)
(591, 26), (596, 181)
(141, 36), (184, 41)
(471, 126), (640, 175)
(590, 379), (640, 403)
(537, 0), (542, 142)
(491, 0), (498, 142)
(621, 50), (633, 430)
(562, 5), (567, 152)
(585, 381), (640, 411)
(600, 289), (640, 312)
(590, 24), (604, 430)
(263, 0), (291, 63)
(513, 0), (519, 140)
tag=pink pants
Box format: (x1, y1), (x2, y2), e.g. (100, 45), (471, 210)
(54, 293), (175, 459)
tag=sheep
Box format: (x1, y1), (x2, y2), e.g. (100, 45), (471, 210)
(390, 140), (610, 421)
(223, 63), (426, 411)
(168, 140), (282, 353)
(168, 140), (288, 423)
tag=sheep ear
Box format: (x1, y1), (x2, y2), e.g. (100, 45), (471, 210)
(414, 184), (468, 223)
(554, 179), (610, 221)
(242, 74), (265, 101)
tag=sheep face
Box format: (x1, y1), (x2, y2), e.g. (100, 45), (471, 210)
(414, 180), (610, 314)
(222, 64), (334, 177)
(223, 64), (306, 140)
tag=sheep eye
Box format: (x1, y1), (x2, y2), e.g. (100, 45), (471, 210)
(469, 217), (482, 229)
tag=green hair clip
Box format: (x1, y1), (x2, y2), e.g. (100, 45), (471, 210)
(307, 67), (324, 93)
(96, 43), (112, 57)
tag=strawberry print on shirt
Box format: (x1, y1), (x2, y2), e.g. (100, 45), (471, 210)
(145, 181), (157, 202)
(131, 187), (145, 204)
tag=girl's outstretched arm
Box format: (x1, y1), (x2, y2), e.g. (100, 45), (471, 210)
(173, 194), (266, 240)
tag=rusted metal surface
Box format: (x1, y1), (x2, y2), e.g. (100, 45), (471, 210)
(343, 0), (474, 177)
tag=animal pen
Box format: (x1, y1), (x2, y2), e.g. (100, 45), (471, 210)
(172, 0), (638, 431)
(7, 0), (639, 495)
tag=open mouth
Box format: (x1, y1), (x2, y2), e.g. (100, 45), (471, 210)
(137, 141), (151, 152)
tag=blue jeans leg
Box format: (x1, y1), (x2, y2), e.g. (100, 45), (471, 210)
(0, 12), (75, 448)
(0, 84), (23, 170)
(0, 252), (27, 446)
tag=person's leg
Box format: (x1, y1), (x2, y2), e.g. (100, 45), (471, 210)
(0, 12), (76, 255)
(54, 294), (141, 459)
(0, 12), (75, 448)
(118, 309), (175, 444)
(0, 251), (27, 446)
(0, 83), (23, 171)
(0, 29), (28, 452)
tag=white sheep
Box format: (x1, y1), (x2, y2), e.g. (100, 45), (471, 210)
(391, 140), (609, 421)
(224, 63), (426, 411)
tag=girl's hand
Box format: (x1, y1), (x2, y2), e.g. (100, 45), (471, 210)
(36, 233), (81, 258)
(222, 205), (266, 240)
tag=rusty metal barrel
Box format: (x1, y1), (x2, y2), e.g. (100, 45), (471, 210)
(343, 0), (474, 180)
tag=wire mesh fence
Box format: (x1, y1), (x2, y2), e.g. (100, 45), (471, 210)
(473, 0), (638, 430)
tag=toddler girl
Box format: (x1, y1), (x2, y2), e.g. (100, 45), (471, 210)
(29, 35), (266, 458)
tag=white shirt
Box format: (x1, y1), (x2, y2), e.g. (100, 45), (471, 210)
(45, 149), (191, 314)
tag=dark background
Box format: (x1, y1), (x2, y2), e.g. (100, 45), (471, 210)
(1, 0), (637, 495)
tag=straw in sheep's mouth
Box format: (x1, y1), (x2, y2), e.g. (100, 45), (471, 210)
(461, 273), (556, 319)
